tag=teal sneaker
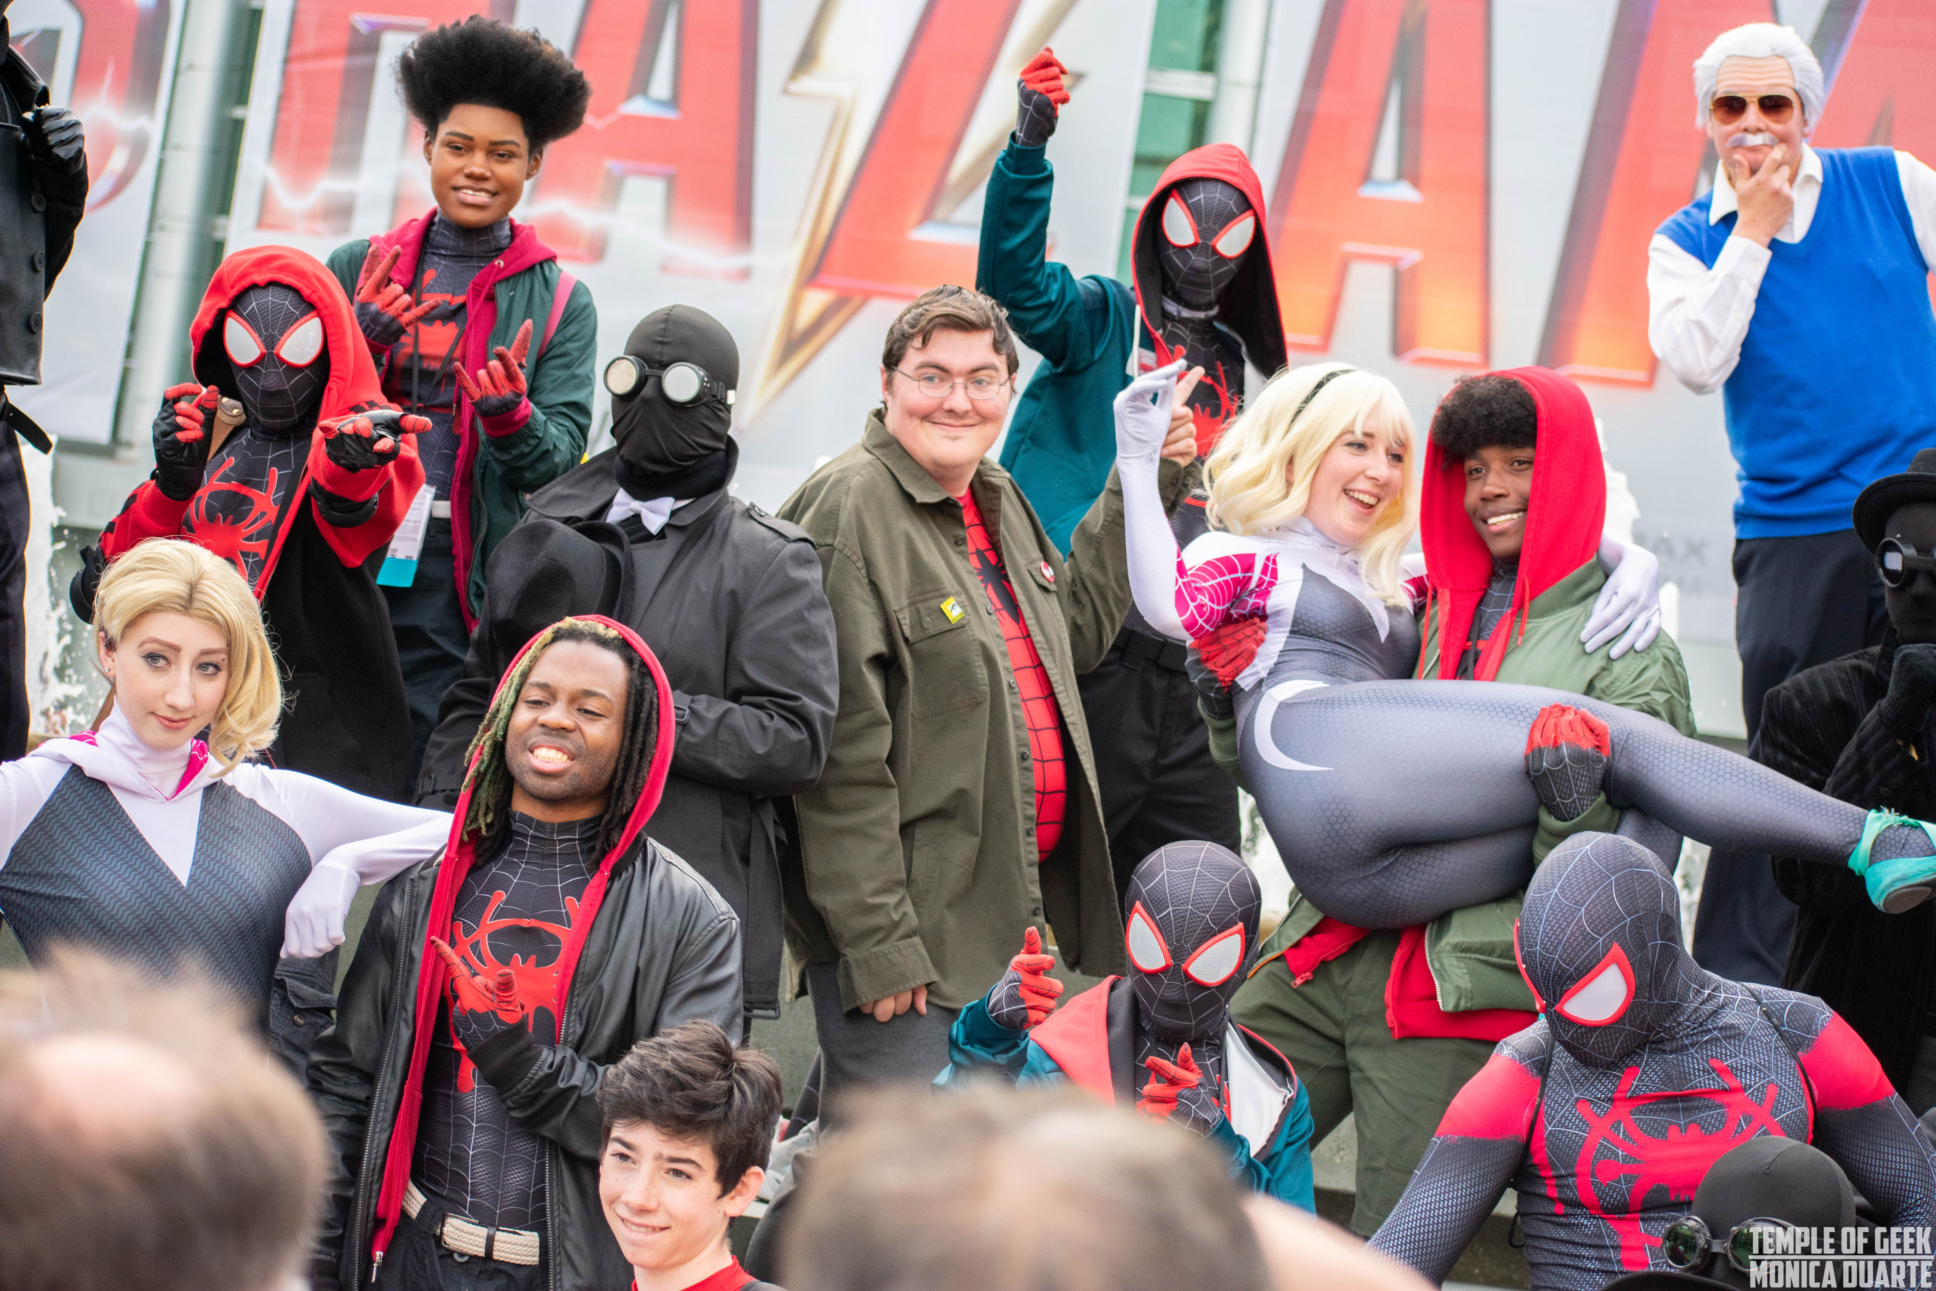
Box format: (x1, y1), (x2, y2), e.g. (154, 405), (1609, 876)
(1848, 808), (1936, 914)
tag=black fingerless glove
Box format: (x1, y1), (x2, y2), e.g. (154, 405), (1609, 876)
(354, 300), (406, 349)
(1014, 83), (1058, 148)
(1878, 642), (1936, 740)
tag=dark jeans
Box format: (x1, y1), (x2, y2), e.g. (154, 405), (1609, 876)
(1693, 530), (1888, 985)
(803, 960), (958, 1126)
(0, 428), (28, 760)
(1077, 632), (1242, 904)
(382, 517), (472, 782)
(375, 1203), (544, 1291)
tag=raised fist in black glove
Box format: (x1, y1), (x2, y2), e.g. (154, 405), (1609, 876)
(1525, 703), (1611, 823)
(151, 383), (219, 501)
(320, 408), (428, 471)
(1879, 642), (1936, 740)
(26, 106), (85, 171)
(1014, 47), (1070, 148)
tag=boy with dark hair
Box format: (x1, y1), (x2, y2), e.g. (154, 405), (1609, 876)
(1222, 367), (1695, 1237)
(597, 1021), (783, 1291)
(328, 16), (598, 777)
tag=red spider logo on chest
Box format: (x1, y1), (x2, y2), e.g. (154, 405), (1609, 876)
(184, 457), (283, 579)
(1570, 1059), (1791, 1270)
(445, 888), (581, 1092)
(1150, 336), (1239, 455)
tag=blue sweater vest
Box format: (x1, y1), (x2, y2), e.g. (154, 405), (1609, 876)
(1657, 147), (1936, 538)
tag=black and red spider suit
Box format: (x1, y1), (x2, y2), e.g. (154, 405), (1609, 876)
(1367, 830), (1936, 1290)
(978, 47), (1288, 887)
(85, 245), (426, 800)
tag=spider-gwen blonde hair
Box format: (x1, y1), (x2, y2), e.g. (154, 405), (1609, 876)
(1203, 362), (1417, 606)
(91, 540), (281, 772)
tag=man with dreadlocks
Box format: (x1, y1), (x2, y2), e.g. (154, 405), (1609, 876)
(308, 617), (742, 1291)
(328, 16), (597, 779)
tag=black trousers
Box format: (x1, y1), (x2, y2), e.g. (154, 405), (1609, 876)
(381, 517), (472, 782)
(0, 428), (30, 760)
(1077, 630), (1242, 904)
(1692, 529), (1887, 985)
(375, 1203), (544, 1291)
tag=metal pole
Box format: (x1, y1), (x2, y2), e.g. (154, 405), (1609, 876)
(1208, 0), (1274, 151)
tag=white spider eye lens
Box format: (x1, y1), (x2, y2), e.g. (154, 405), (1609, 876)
(276, 314), (325, 367)
(604, 356), (640, 396)
(224, 315), (263, 367)
(1182, 924), (1246, 987)
(662, 363), (704, 404)
(1126, 903), (1171, 973)
(1555, 944), (1636, 1026)
(1213, 212), (1256, 259)
(1162, 193), (1197, 248)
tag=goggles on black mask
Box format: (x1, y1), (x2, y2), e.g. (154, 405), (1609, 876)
(604, 356), (735, 409)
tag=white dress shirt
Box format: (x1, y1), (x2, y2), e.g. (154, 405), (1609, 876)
(1647, 145), (1936, 393)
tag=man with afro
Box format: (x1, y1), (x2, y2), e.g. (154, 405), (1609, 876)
(1222, 369), (1696, 1238)
(327, 17), (597, 783)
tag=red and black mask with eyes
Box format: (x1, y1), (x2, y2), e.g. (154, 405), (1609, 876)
(1123, 841), (1260, 1045)
(1156, 177), (1256, 310)
(1516, 834), (1697, 1068)
(223, 283), (330, 438)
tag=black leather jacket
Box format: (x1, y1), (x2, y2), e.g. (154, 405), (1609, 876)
(307, 838), (742, 1291)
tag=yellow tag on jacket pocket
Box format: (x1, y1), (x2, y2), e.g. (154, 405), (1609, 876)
(941, 596), (965, 623)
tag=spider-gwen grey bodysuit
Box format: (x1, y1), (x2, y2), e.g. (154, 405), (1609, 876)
(1113, 361), (1936, 925)
(1367, 832), (1936, 1290)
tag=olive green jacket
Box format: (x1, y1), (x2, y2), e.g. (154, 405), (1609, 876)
(779, 411), (1189, 1011)
(1253, 559), (1697, 1012)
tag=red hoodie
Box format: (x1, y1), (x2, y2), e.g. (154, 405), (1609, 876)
(102, 245), (424, 589)
(1279, 367), (1607, 1042)
(370, 615), (677, 1262)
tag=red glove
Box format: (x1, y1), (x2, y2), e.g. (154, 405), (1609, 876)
(353, 245), (438, 350)
(319, 408), (429, 472)
(1138, 1043), (1203, 1121)
(1525, 703), (1612, 823)
(455, 318), (533, 423)
(1014, 47), (1071, 148)
(1013, 926), (1064, 1027)
(152, 384), (221, 501)
(1020, 48), (1071, 104)
(1193, 615), (1267, 687)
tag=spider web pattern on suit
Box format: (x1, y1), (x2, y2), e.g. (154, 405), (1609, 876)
(231, 284), (328, 435)
(413, 815), (598, 1230)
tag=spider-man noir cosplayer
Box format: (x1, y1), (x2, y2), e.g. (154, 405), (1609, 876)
(940, 841), (1314, 1210)
(981, 46), (1290, 888)
(1367, 831), (1936, 1291)
(77, 246), (429, 801)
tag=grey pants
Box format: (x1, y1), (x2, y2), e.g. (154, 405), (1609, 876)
(804, 961), (958, 1125)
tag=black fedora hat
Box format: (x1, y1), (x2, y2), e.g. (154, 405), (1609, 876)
(1854, 447), (1936, 551)
(479, 518), (631, 669)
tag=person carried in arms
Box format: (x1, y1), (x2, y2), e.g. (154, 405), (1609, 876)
(79, 245), (428, 802)
(1111, 358), (1936, 926)
(328, 16), (597, 778)
(1212, 369), (1694, 1237)
(975, 46), (1288, 883)
(938, 841), (1314, 1211)
(1366, 831), (1936, 1291)
(308, 616), (742, 1291)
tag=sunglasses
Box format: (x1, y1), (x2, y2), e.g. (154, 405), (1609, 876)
(1877, 537), (1936, 588)
(604, 356), (736, 407)
(1660, 1215), (1799, 1274)
(1711, 93), (1796, 126)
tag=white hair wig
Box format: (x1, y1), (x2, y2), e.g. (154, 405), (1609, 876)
(1693, 22), (1824, 129)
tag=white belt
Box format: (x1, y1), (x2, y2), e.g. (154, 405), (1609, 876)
(403, 1180), (540, 1266)
(429, 500), (452, 519)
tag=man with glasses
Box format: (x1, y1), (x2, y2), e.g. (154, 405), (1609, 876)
(1761, 450), (1936, 1115)
(1648, 21), (1936, 984)
(776, 285), (1194, 1100)
(417, 304), (838, 1021)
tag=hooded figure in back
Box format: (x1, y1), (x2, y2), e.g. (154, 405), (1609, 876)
(1368, 831), (1936, 1291)
(939, 840), (1314, 1211)
(82, 245), (428, 801)
(418, 305), (837, 1018)
(977, 46), (1290, 897)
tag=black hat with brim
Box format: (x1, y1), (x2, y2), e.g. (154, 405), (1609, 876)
(479, 517), (630, 670)
(1854, 446), (1936, 551)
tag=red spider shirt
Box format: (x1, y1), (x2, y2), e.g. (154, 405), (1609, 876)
(959, 489), (1066, 860)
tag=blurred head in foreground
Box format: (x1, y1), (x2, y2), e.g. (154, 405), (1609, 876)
(780, 1085), (1270, 1291)
(0, 950), (327, 1291)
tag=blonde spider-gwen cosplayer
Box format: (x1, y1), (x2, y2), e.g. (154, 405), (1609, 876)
(1115, 359), (1936, 926)
(0, 538), (448, 1025)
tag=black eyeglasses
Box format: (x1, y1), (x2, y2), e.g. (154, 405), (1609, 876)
(1710, 93), (1796, 126)
(603, 355), (736, 407)
(1877, 537), (1936, 588)
(1660, 1215), (1799, 1274)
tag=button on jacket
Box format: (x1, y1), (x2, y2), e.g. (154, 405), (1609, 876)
(778, 410), (1191, 1011)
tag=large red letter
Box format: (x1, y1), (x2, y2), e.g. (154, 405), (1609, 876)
(529, 0), (757, 271)
(1267, 0), (1489, 366)
(1537, 0), (1770, 384)
(1811, 0), (1936, 160)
